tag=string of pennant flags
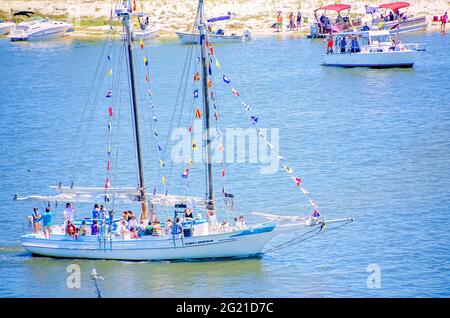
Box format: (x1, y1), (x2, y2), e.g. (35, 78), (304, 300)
(137, 38), (168, 194)
(104, 41), (114, 203)
(103, 32), (319, 212)
(200, 38), (320, 212)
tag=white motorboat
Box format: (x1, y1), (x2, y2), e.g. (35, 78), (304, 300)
(16, 0), (352, 261)
(0, 21), (15, 35)
(176, 30), (251, 44)
(8, 16), (72, 41)
(323, 30), (423, 68)
(176, 14), (251, 44)
(132, 26), (158, 40)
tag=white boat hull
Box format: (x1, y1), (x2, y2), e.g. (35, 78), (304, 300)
(176, 31), (251, 44)
(9, 24), (71, 41)
(132, 28), (158, 40)
(20, 225), (276, 261)
(0, 22), (15, 35)
(323, 50), (420, 68)
(384, 17), (428, 34)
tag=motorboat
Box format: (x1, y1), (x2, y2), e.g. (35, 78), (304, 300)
(309, 4), (362, 38)
(322, 30), (424, 68)
(121, 13), (159, 41)
(0, 21), (15, 35)
(367, 2), (428, 34)
(176, 14), (252, 44)
(8, 12), (72, 41)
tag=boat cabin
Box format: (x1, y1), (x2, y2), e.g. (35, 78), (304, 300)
(328, 30), (396, 54)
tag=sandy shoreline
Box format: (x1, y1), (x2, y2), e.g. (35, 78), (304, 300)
(1, 0), (448, 40)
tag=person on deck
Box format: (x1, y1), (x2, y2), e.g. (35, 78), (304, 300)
(327, 35), (334, 54)
(336, 14), (343, 24)
(238, 216), (247, 229)
(206, 210), (218, 233)
(92, 204), (100, 219)
(63, 203), (75, 225)
(66, 220), (78, 239)
(184, 208), (194, 220)
(78, 220), (89, 236)
(115, 218), (128, 236)
(388, 11), (394, 21)
(128, 215), (139, 238)
(100, 204), (108, 220)
(351, 37), (360, 53)
(91, 220), (100, 235)
(31, 207), (42, 234)
(42, 207), (54, 239)
(362, 23), (370, 31)
(144, 220), (153, 235)
(164, 218), (173, 235)
(442, 12), (448, 33)
(171, 217), (183, 237)
(137, 220), (146, 236)
(276, 11), (283, 32)
(339, 36), (347, 53)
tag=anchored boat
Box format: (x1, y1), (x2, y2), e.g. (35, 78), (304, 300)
(16, 0), (352, 261)
(176, 14), (252, 44)
(8, 11), (72, 41)
(309, 4), (362, 38)
(376, 2), (428, 34)
(323, 30), (424, 68)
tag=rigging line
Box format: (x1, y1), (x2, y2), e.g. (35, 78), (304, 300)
(70, 32), (114, 184)
(212, 41), (321, 212)
(161, 8), (199, 157)
(71, 20), (121, 184)
(264, 220), (354, 254)
(135, 40), (165, 193)
(109, 35), (126, 210)
(164, 40), (197, 194)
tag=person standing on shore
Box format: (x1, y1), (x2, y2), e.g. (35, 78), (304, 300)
(289, 12), (296, 31)
(276, 11), (283, 32)
(297, 11), (302, 30)
(441, 12), (448, 33)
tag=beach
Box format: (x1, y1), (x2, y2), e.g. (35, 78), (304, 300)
(0, 0), (448, 39)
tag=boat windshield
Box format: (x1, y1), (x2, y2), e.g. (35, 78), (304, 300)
(370, 34), (391, 45)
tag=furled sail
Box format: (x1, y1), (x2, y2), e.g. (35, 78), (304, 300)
(15, 185), (209, 208)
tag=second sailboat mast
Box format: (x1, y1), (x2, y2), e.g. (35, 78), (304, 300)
(198, 0), (215, 211)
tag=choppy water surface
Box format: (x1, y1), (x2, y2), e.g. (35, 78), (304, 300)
(0, 31), (449, 297)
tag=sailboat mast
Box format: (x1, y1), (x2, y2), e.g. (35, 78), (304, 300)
(198, 0), (215, 211)
(122, 1), (147, 219)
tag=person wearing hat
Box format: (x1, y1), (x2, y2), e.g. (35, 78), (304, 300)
(31, 207), (42, 235)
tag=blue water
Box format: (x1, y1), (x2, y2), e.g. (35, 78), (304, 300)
(0, 31), (449, 297)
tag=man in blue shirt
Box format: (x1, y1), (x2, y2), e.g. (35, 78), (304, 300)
(351, 37), (360, 53)
(42, 207), (54, 238)
(340, 37), (347, 53)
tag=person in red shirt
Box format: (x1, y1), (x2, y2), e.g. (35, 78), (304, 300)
(327, 35), (334, 54)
